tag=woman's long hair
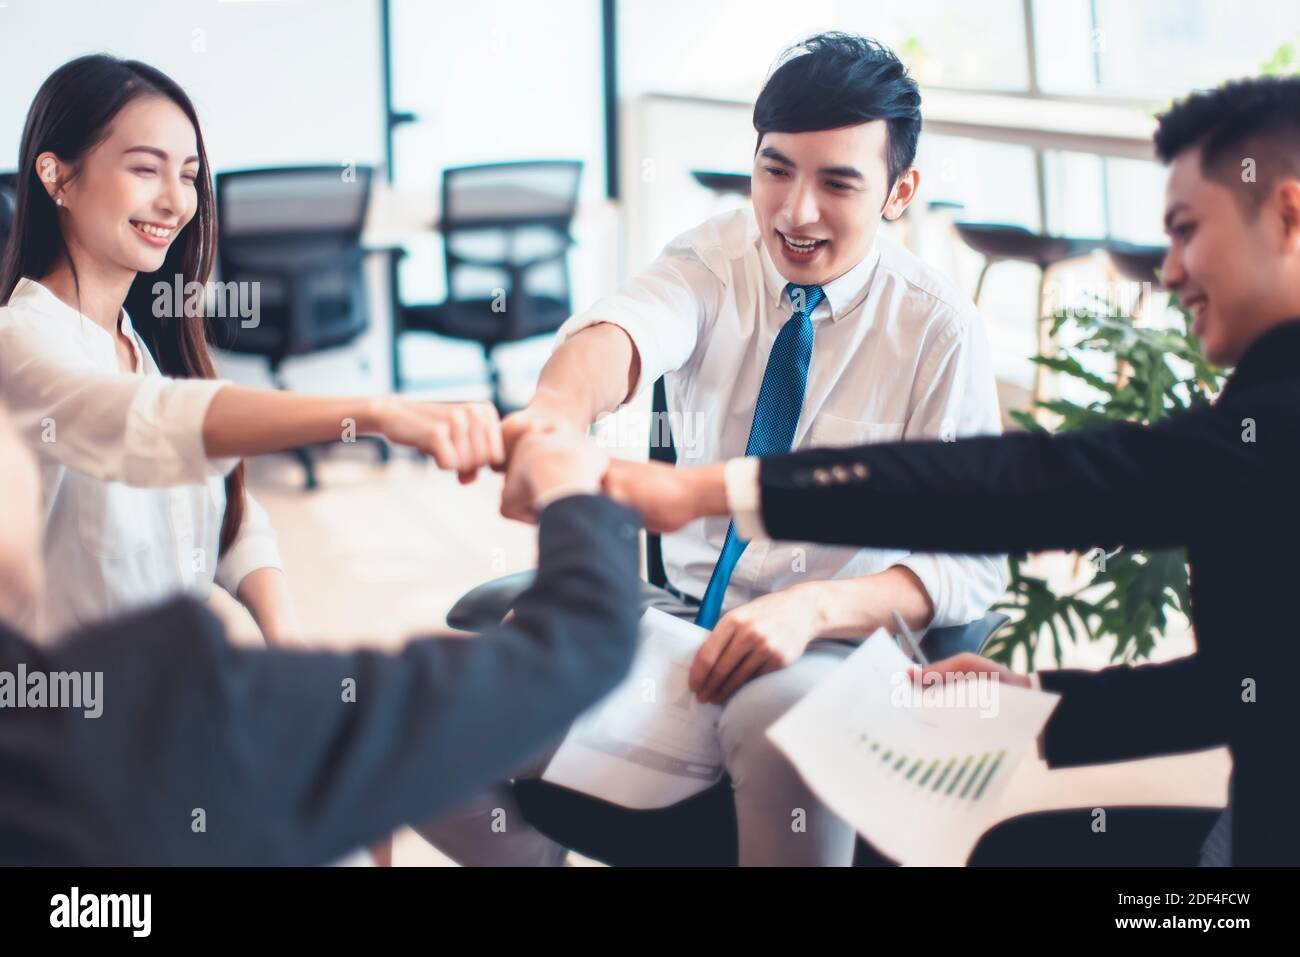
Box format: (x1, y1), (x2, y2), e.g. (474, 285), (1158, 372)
(0, 54), (245, 553)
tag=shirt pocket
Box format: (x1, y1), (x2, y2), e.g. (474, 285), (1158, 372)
(77, 480), (154, 559)
(808, 413), (905, 448)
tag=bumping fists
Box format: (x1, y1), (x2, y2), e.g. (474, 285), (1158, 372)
(367, 397), (505, 483)
(500, 428), (609, 523)
(391, 396), (711, 526)
(382, 397), (612, 521)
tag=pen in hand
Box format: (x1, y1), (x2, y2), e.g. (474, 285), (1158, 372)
(892, 610), (928, 667)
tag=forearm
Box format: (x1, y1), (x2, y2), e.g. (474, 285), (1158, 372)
(529, 323), (641, 428)
(202, 385), (381, 459)
(803, 566), (935, 639)
(756, 409), (1254, 555)
(1039, 657), (1229, 766)
(36, 498), (642, 865)
(236, 567), (303, 647)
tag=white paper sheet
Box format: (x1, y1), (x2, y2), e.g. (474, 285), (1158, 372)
(767, 630), (1060, 866)
(541, 607), (725, 809)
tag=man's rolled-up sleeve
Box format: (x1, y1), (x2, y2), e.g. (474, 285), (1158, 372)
(552, 232), (721, 400)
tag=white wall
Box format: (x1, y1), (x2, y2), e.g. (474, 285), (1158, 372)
(0, 0), (384, 176)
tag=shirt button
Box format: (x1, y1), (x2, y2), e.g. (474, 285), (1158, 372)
(813, 468), (831, 486)
(852, 463), (870, 480)
(831, 465), (850, 483)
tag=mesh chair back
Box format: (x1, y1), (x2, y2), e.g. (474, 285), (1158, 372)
(439, 160), (581, 307)
(214, 166), (373, 359)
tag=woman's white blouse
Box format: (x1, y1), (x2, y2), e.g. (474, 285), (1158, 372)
(0, 277), (283, 642)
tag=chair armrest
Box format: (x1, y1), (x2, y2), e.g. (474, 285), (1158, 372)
(919, 611), (1009, 662)
(446, 570), (537, 631)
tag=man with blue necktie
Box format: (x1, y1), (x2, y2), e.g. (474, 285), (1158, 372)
(422, 32), (1007, 866)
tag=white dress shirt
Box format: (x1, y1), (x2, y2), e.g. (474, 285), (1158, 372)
(0, 277), (282, 642)
(556, 208), (1008, 626)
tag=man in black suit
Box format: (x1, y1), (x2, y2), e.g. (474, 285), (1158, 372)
(602, 75), (1300, 866)
(0, 404), (644, 865)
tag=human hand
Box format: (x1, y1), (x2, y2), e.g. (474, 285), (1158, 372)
(689, 586), (823, 704)
(500, 398), (587, 463)
(500, 429), (610, 523)
(912, 652), (1031, 690)
(602, 458), (728, 534)
(370, 398), (504, 483)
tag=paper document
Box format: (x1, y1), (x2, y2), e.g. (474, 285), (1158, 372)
(541, 607), (725, 809)
(767, 630), (1060, 865)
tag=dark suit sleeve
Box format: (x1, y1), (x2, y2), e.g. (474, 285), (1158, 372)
(755, 396), (1287, 768)
(6, 495), (642, 865)
(758, 390), (1285, 554)
(1035, 657), (1228, 767)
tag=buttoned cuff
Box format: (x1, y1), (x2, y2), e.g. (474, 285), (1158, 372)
(725, 456), (765, 540)
(123, 377), (238, 486)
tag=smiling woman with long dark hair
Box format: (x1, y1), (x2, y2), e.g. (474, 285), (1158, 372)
(0, 55), (505, 644)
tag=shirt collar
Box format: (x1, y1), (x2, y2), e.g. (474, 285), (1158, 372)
(758, 237), (882, 322)
(11, 276), (143, 370)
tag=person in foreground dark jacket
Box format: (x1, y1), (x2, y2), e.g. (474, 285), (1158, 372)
(601, 75), (1300, 866)
(0, 417), (643, 865)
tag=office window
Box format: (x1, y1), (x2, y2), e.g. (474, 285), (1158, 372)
(388, 0), (606, 305)
(0, 0), (382, 173)
(1034, 0), (1300, 99)
(619, 0), (1029, 100)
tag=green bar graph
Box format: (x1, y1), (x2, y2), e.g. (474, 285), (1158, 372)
(851, 734), (1008, 803)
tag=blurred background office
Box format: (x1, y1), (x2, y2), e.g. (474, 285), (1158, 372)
(1, 0), (1296, 863)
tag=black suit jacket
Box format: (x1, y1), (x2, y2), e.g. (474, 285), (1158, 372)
(756, 320), (1300, 866)
(0, 495), (642, 865)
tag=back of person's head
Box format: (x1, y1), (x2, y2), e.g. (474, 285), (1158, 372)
(753, 32), (921, 191)
(1155, 75), (1300, 213)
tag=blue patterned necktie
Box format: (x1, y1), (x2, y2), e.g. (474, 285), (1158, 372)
(694, 282), (825, 629)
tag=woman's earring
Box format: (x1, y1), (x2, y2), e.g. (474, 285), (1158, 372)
(55, 196), (63, 207)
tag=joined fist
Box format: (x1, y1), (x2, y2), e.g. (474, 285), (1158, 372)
(380, 397), (710, 524)
(369, 397), (504, 483)
(501, 428), (610, 522)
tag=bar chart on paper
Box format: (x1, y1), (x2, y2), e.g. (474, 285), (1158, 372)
(850, 734), (1010, 804)
(767, 631), (1060, 865)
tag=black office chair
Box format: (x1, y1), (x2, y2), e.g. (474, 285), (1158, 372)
(447, 377), (1010, 866)
(395, 160), (583, 412)
(211, 165), (384, 490)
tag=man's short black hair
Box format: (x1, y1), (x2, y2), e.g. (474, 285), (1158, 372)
(752, 32), (922, 191)
(1154, 75), (1300, 213)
